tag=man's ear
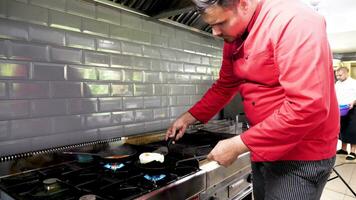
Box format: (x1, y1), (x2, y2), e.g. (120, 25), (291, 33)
(238, 0), (252, 14)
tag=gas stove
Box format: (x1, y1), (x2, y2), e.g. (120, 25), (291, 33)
(0, 142), (201, 200)
(0, 158), (197, 200)
(0, 128), (252, 200)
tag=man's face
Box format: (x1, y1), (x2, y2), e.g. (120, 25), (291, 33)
(336, 70), (348, 81)
(202, 2), (250, 43)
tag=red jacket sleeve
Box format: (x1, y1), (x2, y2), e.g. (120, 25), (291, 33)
(240, 14), (334, 161)
(189, 43), (241, 123)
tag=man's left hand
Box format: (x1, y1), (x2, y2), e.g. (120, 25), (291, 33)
(207, 136), (249, 167)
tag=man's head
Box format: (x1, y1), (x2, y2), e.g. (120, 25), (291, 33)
(335, 67), (349, 82)
(192, 0), (258, 43)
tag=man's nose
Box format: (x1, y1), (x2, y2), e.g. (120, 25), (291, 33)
(212, 27), (222, 37)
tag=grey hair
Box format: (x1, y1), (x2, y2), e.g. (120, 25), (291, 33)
(192, 0), (239, 12)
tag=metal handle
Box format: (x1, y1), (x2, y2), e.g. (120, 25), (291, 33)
(175, 155), (208, 166)
(62, 152), (99, 156)
(229, 179), (245, 190)
(62, 151), (130, 159)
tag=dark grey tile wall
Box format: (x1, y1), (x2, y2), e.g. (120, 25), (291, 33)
(0, 0), (223, 156)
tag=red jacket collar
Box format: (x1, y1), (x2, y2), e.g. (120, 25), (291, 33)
(247, 0), (263, 33)
(232, 0), (263, 51)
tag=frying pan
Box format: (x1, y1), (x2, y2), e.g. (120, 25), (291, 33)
(136, 154), (206, 174)
(136, 136), (207, 173)
(134, 138), (173, 174)
(63, 144), (137, 163)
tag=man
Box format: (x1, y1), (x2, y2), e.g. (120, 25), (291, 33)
(166, 0), (339, 199)
(335, 67), (356, 160)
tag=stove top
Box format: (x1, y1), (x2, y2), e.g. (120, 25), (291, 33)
(0, 161), (194, 200)
(0, 146), (200, 200)
(0, 130), (236, 200)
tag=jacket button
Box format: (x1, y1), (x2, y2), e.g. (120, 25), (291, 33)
(245, 56), (249, 60)
(252, 102), (255, 106)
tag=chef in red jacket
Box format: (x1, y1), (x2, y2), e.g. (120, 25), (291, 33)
(166, 0), (339, 199)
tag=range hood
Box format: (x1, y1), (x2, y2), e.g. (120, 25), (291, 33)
(334, 52), (356, 61)
(94, 0), (212, 34)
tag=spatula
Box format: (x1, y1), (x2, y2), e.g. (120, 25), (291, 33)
(153, 137), (175, 155)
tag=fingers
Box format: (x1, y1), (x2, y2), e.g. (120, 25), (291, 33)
(165, 125), (179, 141)
(165, 123), (178, 140)
(165, 121), (187, 141)
(175, 125), (187, 140)
(165, 127), (172, 140)
(207, 139), (240, 167)
(207, 153), (221, 166)
(207, 152), (213, 161)
(165, 129), (169, 140)
(171, 126), (177, 139)
(165, 112), (193, 141)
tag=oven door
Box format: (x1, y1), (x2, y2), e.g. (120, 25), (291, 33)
(199, 166), (252, 200)
(229, 173), (252, 200)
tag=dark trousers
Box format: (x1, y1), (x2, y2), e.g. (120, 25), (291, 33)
(340, 108), (356, 144)
(252, 157), (335, 200)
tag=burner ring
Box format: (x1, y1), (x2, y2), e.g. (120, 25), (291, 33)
(43, 178), (60, 192)
(79, 194), (96, 200)
(43, 178), (57, 185)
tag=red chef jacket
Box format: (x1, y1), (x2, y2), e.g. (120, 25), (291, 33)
(188, 0), (339, 162)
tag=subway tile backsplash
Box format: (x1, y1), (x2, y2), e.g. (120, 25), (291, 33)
(8, 0), (48, 26)
(29, 24), (66, 46)
(50, 81), (83, 98)
(9, 41), (49, 62)
(0, 18), (28, 40)
(30, 0), (66, 12)
(0, 0), (223, 156)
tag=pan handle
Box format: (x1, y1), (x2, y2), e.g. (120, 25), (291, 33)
(175, 155), (208, 166)
(167, 137), (175, 146)
(62, 151), (130, 159)
(62, 152), (99, 156)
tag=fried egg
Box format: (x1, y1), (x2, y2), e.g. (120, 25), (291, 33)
(139, 152), (164, 164)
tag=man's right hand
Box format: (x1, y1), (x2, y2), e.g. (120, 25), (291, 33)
(165, 112), (197, 141)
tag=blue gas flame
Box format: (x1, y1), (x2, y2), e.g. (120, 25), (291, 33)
(144, 174), (166, 182)
(104, 163), (125, 171)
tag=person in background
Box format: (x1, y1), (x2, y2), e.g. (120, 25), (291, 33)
(165, 0), (339, 199)
(335, 67), (356, 160)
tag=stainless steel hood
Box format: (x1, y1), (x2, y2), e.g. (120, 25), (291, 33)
(94, 0), (212, 34)
(109, 0), (194, 17)
(334, 52), (356, 61)
(94, 0), (356, 54)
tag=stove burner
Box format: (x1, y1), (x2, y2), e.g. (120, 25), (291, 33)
(79, 194), (96, 200)
(29, 177), (69, 199)
(144, 174), (166, 182)
(104, 163), (125, 171)
(43, 178), (60, 192)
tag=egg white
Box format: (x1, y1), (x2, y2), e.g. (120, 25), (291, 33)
(139, 152), (165, 164)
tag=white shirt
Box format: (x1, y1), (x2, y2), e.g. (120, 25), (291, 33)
(335, 77), (356, 105)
